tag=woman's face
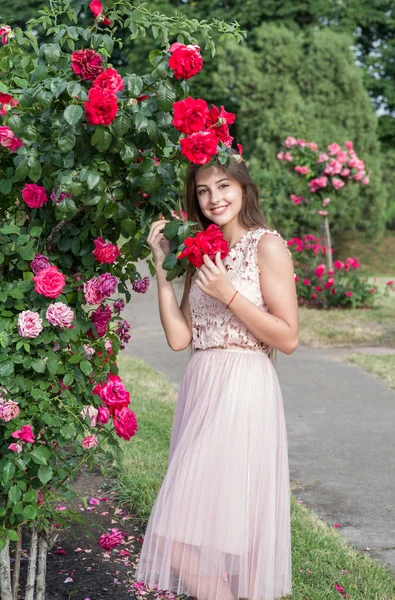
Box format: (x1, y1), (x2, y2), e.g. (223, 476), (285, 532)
(194, 166), (243, 228)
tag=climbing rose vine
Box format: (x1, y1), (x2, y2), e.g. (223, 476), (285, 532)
(0, 0), (244, 586)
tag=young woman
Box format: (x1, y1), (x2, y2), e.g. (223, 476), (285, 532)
(134, 152), (298, 600)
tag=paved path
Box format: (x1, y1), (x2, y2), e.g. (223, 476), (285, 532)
(122, 262), (395, 573)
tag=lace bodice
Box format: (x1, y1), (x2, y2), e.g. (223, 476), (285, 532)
(189, 228), (291, 353)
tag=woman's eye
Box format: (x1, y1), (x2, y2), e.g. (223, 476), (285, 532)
(219, 184), (229, 189)
(198, 189), (207, 195)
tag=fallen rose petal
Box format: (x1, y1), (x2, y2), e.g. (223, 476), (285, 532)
(119, 549), (131, 556)
(86, 506), (96, 511)
(89, 497), (100, 505)
(74, 547), (83, 552)
(55, 549), (67, 555)
(101, 511), (109, 515)
(333, 523), (341, 528)
(98, 496), (110, 501)
(56, 506), (67, 511)
(64, 577), (74, 583)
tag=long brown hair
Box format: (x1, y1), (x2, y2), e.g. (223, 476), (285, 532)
(181, 151), (268, 304)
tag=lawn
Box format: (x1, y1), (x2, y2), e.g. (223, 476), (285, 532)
(115, 355), (395, 600)
(346, 354), (395, 390)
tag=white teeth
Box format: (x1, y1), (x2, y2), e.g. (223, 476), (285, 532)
(211, 205), (228, 215)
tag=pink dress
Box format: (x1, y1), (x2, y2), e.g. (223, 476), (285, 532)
(135, 228), (292, 600)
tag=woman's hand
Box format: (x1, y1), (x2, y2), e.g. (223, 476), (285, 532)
(147, 218), (171, 266)
(195, 252), (235, 305)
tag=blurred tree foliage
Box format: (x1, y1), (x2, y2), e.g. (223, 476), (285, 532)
(2, 0), (394, 230)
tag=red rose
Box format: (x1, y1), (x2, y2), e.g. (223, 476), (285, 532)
(71, 49), (104, 81)
(180, 130), (218, 165)
(33, 266), (66, 298)
(206, 105), (235, 147)
(172, 97), (209, 135)
(178, 224), (229, 268)
(22, 184), (48, 209)
(93, 67), (124, 93)
(93, 237), (120, 264)
(113, 407), (138, 441)
(168, 43), (203, 80)
(89, 0), (111, 25)
(84, 86), (118, 126)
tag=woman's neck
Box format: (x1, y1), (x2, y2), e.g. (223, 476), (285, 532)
(221, 223), (250, 249)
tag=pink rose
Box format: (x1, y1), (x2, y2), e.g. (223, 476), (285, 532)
(89, 304), (112, 338)
(113, 407), (138, 441)
(8, 443), (23, 453)
(180, 130), (218, 165)
(294, 166), (309, 175)
(98, 528), (124, 551)
(81, 405), (99, 427)
(0, 400), (20, 422)
(82, 435), (98, 449)
(361, 175), (370, 185)
(315, 264), (326, 278)
(306, 142), (318, 151)
(98, 272), (118, 297)
(83, 277), (102, 305)
(89, 0), (111, 25)
(277, 151), (284, 160)
(340, 168), (350, 177)
(324, 278), (335, 289)
(345, 291), (353, 297)
(327, 143), (341, 155)
(97, 405), (110, 424)
(132, 276), (150, 294)
(0, 125), (23, 152)
(318, 210), (328, 216)
(332, 178), (345, 190)
(344, 141), (353, 151)
(302, 278), (310, 286)
(283, 152), (293, 162)
(334, 260), (344, 269)
(94, 373), (130, 414)
(93, 237), (120, 264)
(284, 136), (297, 148)
(22, 184), (48, 209)
(322, 198), (331, 207)
(345, 257), (360, 269)
(18, 311), (43, 338)
(353, 172), (365, 181)
(83, 344), (95, 358)
(71, 49), (104, 80)
(12, 424), (35, 443)
(0, 25), (12, 45)
(33, 266), (66, 298)
(290, 194), (303, 205)
(30, 254), (51, 274)
(46, 302), (74, 328)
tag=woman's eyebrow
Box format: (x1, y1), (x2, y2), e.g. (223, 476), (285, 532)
(196, 178), (230, 188)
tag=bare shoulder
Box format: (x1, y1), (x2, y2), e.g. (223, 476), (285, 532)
(257, 231), (293, 267)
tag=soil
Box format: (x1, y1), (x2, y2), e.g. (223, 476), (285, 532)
(14, 470), (184, 600)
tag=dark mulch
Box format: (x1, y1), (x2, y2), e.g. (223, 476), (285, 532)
(13, 471), (182, 600)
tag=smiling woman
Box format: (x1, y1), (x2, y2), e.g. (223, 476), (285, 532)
(136, 150), (298, 600)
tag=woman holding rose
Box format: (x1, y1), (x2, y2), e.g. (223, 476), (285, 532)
(135, 150), (298, 600)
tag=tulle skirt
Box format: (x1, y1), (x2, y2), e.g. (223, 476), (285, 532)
(134, 348), (292, 600)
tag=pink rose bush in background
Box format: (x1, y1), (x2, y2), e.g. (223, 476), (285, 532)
(289, 234), (377, 308)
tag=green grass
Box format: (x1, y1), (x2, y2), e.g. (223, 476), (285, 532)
(336, 231), (395, 276)
(346, 354), (395, 390)
(300, 277), (395, 347)
(115, 355), (395, 600)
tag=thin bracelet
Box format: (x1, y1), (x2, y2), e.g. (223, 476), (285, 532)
(226, 290), (238, 309)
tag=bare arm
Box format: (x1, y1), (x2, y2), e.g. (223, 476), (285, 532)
(148, 220), (192, 352)
(227, 234), (299, 354)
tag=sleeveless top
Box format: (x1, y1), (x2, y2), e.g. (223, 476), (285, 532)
(189, 228), (292, 353)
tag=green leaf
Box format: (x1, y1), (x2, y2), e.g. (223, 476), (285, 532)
(120, 218), (136, 237)
(30, 225), (43, 237)
(33, 65), (48, 81)
(87, 172), (101, 190)
(156, 81), (176, 111)
(91, 127), (112, 151)
(0, 363), (14, 377)
(134, 111), (148, 132)
(14, 161), (29, 181)
(162, 252), (178, 270)
(37, 465), (53, 485)
(2, 463), (15, 484)
(8, 485), (22, 504)
(80, 360), (92, 376)
(63, 373), (74, 387)
(0, 224), (19, 235)
(64, 105), (83, 126)
(67, 81), (82, 97)
(147, 120), (159, 142)
(111, 114), (131, 137)
(124, 74), (143, 96)
(0, 538), (6, 552)
(43, 43), (61, 65)
(19, 245), (35, 261)
(58, 237), (72, 251)
(31, 446), (50, 465)
(23, 489), (37, 504)
(120, 144), (138, 164)
(31, 359), (46, 373)
(6, 529), (19, 542)
(22, 505), (37, 520)
(58, 129), (76, 152)
(163, 220), (182, 240)
(139, 171), (160, 193)
(61, 423), (76, 439)
(0, 179), (13, 194)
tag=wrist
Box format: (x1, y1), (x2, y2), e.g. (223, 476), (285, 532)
(223, 287), (238, 308)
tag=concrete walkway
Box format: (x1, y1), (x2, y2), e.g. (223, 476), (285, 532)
(122, 262), (395, 574)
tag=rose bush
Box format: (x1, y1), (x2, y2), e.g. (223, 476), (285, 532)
(289, 235), (377, 308)
(0, 0), (243, 595)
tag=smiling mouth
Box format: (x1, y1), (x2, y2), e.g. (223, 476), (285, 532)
(211, 205), (229, 214)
